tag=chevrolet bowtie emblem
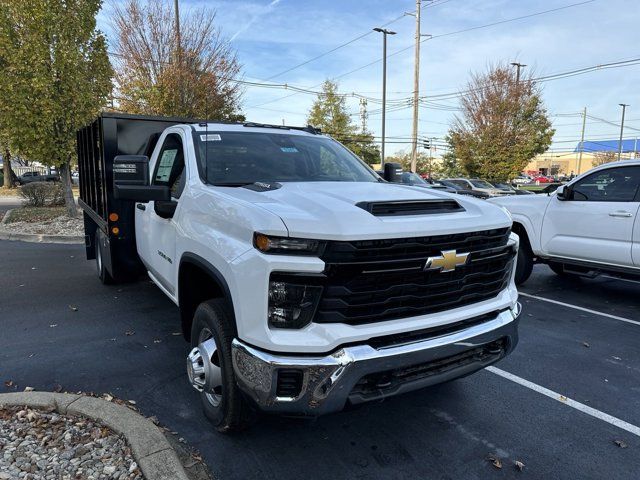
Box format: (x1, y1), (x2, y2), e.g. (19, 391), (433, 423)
(424, 250), (469, 273)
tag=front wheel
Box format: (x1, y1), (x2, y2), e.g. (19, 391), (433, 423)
(188, 299), (254, 432)
(514, 243), (533, 285)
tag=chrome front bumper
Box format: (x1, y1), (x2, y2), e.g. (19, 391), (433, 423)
(232, 304), (520, 416)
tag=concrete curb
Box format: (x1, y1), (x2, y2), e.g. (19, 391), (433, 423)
(0, 392), (190, 480)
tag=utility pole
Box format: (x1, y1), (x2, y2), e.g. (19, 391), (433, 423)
(373, 28), (396, 166)
(618, 103), (629, 161)
(410, 0), (421, 173)
(174, 0), (183, 110)
(407, 3), (431, 173)
(510, 62), (527, 84)
(577, 107), (587, 174)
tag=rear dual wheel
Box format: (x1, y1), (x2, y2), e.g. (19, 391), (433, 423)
(95, 231), (113, 285)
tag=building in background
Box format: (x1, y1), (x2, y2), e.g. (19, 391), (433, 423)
(525, 138), (639, 176)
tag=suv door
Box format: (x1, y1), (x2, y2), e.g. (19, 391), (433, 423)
(540, 165), (640, 267)
(135, 131), (187, 294)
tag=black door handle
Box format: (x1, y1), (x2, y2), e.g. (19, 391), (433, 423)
(136, 203), (146, 211)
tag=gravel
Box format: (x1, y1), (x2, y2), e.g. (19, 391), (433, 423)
(0, 215), (83, 236)
(0, 406), (144, 480)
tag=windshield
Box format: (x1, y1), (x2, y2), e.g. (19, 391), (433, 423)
(192, 131), (379, 185)
(470, 179), (494, 189)
(401, 172), (427, 185)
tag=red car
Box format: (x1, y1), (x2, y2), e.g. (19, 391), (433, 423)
(532, 175), (554, 184)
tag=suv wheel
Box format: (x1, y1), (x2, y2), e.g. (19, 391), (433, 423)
(188, 299), (254, 432)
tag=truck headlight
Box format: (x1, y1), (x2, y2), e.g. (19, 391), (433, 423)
(254, 233), (323, 255)
(268, 279), (323, 329)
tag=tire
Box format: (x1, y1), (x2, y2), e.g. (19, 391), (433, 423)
(514, 241), (533, 286)
(95, 231), (113, 285)
(190, 299), (254, 432)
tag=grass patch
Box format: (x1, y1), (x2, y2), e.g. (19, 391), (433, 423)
(518, 185), (545, 192)
(5, 206), (66, 223)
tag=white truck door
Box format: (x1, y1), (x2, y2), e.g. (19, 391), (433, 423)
(140, 131), (187, 294)
(540, 165), (640, 268)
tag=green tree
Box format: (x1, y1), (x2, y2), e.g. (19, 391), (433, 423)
(0, 0), (112, 216)
(307, 80), (380, 165)
(448, 63), (554, 182)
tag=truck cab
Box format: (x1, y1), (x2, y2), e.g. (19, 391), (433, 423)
(78, 113), (520, 432)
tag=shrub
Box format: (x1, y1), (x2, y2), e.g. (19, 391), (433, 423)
(20, 181), (65, 207)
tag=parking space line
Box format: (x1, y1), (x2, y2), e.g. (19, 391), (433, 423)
(519, 292), (640, 326)
(487, 366), (640, 437)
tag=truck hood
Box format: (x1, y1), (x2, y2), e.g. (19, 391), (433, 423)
(219, 182), (511, 240)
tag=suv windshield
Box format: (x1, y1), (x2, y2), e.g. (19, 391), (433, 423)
(192, 131), (379, 185)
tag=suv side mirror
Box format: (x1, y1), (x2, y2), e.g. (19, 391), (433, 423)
(113, 155), (171, 202)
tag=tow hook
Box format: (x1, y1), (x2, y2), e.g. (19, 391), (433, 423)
(187, 338), (220, 393)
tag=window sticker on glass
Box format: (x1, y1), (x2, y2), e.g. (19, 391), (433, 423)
(200, 134), (222, 142)
(156, 149), (177, 182)
(280, 147), (299, 153)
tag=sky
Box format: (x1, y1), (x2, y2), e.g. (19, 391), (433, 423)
(97, 0), (640, 158)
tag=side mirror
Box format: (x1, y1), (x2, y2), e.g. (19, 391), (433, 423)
(556, 185), (568, 200)
(155, 200), (178, 219)
(113, 155), (171, 203)
(383, 162), (403, 182)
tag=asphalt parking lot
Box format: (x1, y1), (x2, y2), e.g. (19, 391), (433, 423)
(1, 240), (638, 479)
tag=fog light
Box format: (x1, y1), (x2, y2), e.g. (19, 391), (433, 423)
(268, 280), (322, 329)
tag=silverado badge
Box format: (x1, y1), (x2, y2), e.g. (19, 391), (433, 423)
(424, 250), (469, 273)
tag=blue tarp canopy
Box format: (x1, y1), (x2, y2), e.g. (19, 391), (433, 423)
(574, 139), (639, 153)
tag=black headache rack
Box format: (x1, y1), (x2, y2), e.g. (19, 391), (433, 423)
(76, 112), (200, 280)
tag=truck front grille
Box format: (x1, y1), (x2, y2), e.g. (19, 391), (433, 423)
(315, 228), (514, 325)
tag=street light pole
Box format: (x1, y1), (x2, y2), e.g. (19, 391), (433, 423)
(373, 27), (396, 167)
(618, 103), (629, 161)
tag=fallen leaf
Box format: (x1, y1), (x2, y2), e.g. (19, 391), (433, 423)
(614, 440), (628, 449)
(171, 332), (181, 336)
(31, 267), (37, 270)
(24, 386), (34, 392)
(153, 339), (162, 344)
(487, 455), (502, 469)
(559, 395), (568, 402)
(612, 356), (622, 361)
(68, 305), (78, 312)
(103, 394), (114, 402)
(53, 384), (63, 393)
(125, 331), (135, 336)
(128, 400), (137, 405)
(4, 380), (14, 387)
(49, 324), (57, 328)
(514, 460), (525, 471)
(582, 342), (590, 348)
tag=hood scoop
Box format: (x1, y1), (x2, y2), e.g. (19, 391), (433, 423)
(356, 199), (464, 216)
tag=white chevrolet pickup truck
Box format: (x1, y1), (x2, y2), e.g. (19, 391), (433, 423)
(490, 160), (640, 285)
(77, 113), (520, 432)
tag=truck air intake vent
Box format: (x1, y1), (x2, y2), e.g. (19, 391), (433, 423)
(357, 200), (464, 216)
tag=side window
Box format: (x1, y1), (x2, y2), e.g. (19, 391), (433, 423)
(153, 133), (186, 199)
(571, 167), (640, 202)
